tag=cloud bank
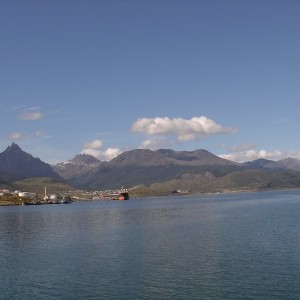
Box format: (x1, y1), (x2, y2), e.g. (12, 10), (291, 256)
(81, 139), (121, 161)
(220, 149), (283, 162)
(132, 116), (237, 142)
(219, 143), (300, 162)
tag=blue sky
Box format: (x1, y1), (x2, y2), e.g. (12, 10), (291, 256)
(1, 0), (300, 164)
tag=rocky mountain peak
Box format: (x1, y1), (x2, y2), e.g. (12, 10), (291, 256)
(72, 153), (101, 166)
(0, 143), (61, 180)
(56, 153), (101, 168)
(4, 142), (23, 154)
(53, 153), (102, 181)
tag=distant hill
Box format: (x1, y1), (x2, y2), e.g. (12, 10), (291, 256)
(133, 169), (300, 196)
(70, 148), (245, 190)
(53, 153), (102, 180)
(0, 143), (61, 181)
(276, 158), (300, 172)
(12, 177), (74, 195)
(244, 158), (282, 170)
(156, 149), (239, 166)
(244, 157), (300, 172)
(109, 149), (173, 167)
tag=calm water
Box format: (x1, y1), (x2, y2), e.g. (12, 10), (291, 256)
(1, 190), (300, 299)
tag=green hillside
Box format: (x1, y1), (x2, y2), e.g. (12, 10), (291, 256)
(132, 170), (300, 196)
(12, 177), (75, 196)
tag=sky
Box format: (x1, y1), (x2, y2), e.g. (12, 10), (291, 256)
(1, 0), (300, 164)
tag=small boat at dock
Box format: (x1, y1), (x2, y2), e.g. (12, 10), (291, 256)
(116, 187), (129, 200)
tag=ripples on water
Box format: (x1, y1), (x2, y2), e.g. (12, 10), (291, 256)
(1, 190), (300, 299)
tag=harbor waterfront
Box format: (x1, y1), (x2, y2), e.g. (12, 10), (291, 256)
(1, 190), (300, 299)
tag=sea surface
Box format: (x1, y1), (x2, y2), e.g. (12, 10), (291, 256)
(1, 190), (300, 299)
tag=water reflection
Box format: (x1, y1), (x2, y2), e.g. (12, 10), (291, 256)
(1, 191), (300, 299)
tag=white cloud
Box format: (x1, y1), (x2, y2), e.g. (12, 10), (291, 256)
(104, 148), (122, 160)
(132, 116), (237, 142)
(83, 139), (103, 149)
(284, 151), (300, 160)
(81, 139), (121, 161)
(8, 130), (46, 141)
(9, 132), (22, 140)
(140, 138), (169, 150)
(251, 150), (281, 160)
(226, 143), (257, 152)
(219, 144), (284, 162)
(19, 111), (43, 121)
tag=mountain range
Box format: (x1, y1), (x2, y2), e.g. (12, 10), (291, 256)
(1, 143), (300, 195)
(54, 148), (246, 190)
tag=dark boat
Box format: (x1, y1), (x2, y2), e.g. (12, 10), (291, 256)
(118, 191), (129, 200)
(113, 187), (129, 200)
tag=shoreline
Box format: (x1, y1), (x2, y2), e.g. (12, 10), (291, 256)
(2, 187), (300, 206)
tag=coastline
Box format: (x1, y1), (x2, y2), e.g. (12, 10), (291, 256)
(2, 187), (300, 206)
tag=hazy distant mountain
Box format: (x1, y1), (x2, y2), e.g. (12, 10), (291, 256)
(244, 157), (300, 172)
(53, 153), (102, 180)
(275, 158), (300, 172)
(0, 143), (61, 181)
(244, 158), (280, 170)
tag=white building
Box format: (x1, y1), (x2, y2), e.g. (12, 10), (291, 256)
(18, 192), (36, 198)
(0, 189), (10, 196)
